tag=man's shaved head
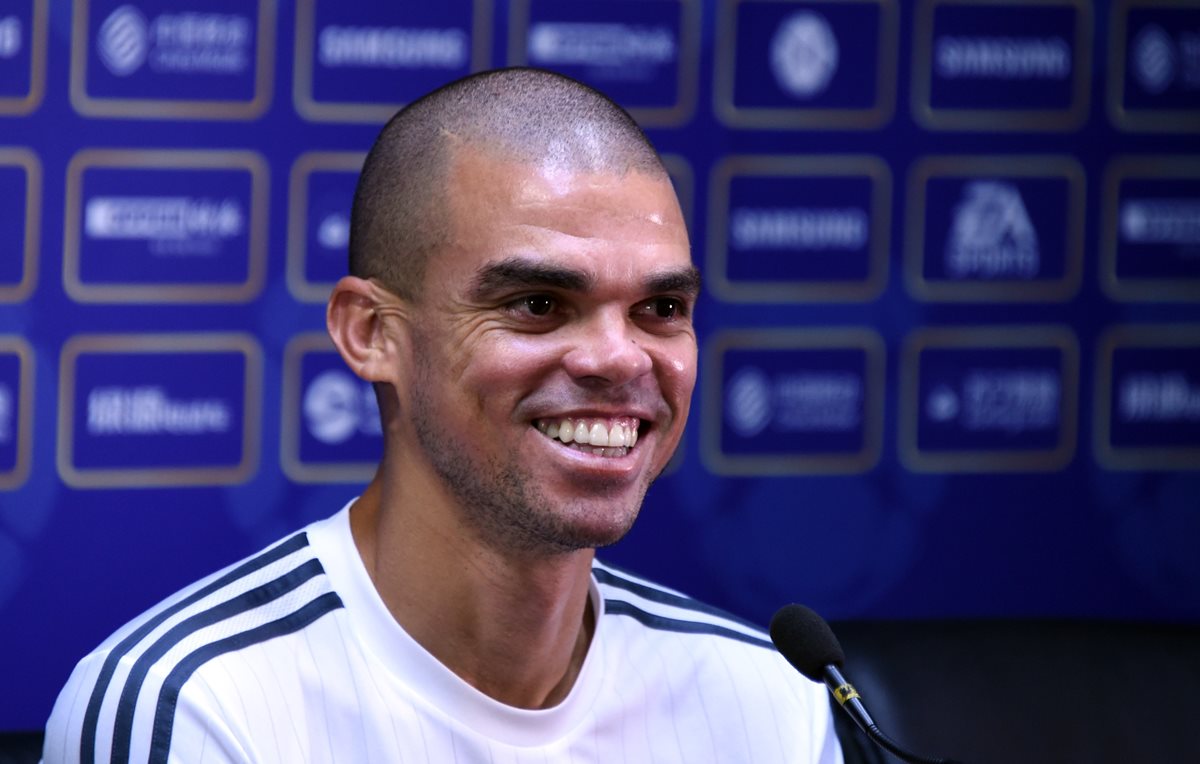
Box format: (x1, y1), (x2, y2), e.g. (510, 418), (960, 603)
(349, 68), (670, 298)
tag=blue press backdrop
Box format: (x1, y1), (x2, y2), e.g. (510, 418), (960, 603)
(1, 0), (1199, 732)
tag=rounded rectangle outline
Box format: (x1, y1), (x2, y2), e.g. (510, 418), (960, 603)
(707, 154), (892, 303)
(0, 147), (40, 303)
(1094, 323), (1200, 470)
(898, 325), (1080, 473)
(507, 0), (701, 127)
(911, 0), (1093, 132)
(69, 0), (276, 120)
(0, 0), (48, 116)
(713, 0), (899, 130)
(281, 332), (379, 484)
(1108, 0), (1200, 133)
(294, 0), (493, 124)
(904, 155), (1086, 303)
(0, 336), (35, 491)
(1100, 155), (1200, 302)
(661, 153), (695, 237)
(287, 151), (366, 304)
(56, 333), (263, 488)
(701, 327), (886, 475)
(63, 148), (270, 304)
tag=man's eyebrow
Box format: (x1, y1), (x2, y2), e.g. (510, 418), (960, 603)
(469, 258), (592, 298)
(647, 266), (702, 297)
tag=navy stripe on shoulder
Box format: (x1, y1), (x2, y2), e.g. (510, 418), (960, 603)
(110, 559), (328, 763)
(592, 565), (767, 635)
(148, 592), (344, 764)
(81, 532), (310, 764)
(604, 599), (775, 650)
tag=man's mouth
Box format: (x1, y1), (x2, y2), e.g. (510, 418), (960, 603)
(534, 417), (642, 458)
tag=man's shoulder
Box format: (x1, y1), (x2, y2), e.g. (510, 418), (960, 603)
(591, 559), (776, 652)
(44, 522), (346, 763)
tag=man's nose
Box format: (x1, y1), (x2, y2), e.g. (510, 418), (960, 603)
(562, 309), (652, 386)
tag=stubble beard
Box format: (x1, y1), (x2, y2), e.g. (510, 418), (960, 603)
(409, 358), (648, 558)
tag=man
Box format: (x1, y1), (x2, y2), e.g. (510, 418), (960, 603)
(45, 69), (840, 763)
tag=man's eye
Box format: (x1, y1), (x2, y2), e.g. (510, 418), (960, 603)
(518, 295), (555, 316)
(645, 297), (685, 320)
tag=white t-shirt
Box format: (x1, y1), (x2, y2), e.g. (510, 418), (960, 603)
(44, 503), (842, 763)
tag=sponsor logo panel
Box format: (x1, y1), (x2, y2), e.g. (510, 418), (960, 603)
(281, 334), (382, 483)
(708, 155), (890, 302)
(295, 0), (489, 122)
(906, 156), (1085, 302)
(71, 0), (274, 119)
(57, 334), (262, 487)
(510, 0), (699, 126)
(287, 152), (364, 303)
(1096, 326), (1200, 470)
(715, 0), (897, 129)
(0, 0), (46, 115)
(703, 328), (884, 475)
(1102, 156), (1200, 301)
(1110, 1), (1200, 131)
(0, 337), (33, 490)
(900, 326), (1079, 472)
(913, 0), (1091, 130)
(64, 149), (268, 303)
(0, 148), (39, 302)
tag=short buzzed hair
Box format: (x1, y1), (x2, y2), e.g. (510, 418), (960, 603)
(349, 68), (669, 298)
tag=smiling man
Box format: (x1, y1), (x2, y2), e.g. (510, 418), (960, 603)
(45, 69), (841, 763)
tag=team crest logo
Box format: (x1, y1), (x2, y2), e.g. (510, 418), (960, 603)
(1132, 24), (1175, 95)
(726, 367), (772, 438)
(770, 11), (838, 99)
(945, 181), (1039, 279)
(98, 5), (149, 76)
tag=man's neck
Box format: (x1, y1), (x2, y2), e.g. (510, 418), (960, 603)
(349, 477), (597, 709)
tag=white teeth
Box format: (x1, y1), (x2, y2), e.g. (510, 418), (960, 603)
(609, 424), (627, 448)
(589, 422), (608, 447)
(537, 417), (641, 450)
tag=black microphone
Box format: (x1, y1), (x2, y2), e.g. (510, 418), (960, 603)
(770, 603), (965, 764)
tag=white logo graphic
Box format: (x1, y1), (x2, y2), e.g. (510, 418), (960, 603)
(925, 385), (960, 423)
(0, 384), (11, 444)
(318, 26), (466, 69)
(1120, 199), (1200, 245)
(770, 11), (838, 98)
(945, 181), (1040, 280)
(935, 36), (1070, 80)
(1120, 373), (1200, 423)
(730, 207), (868, 251)
(86, 197), (244, 240)
(726, 367), (772, 438)
(98, 5), (149, 76)
(317, 213), (350, 250)
(528, 23), (675, 72)
(87, 387), (231, 435)
(303, 369), (380, 445)
(1132, 25), (1176, 94)
(0, 16), (22, 60)
(962, 370), (1059, 433)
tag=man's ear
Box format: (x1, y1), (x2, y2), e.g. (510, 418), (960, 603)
(326, 276), (408, 384)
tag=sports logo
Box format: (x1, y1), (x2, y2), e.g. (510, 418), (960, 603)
(317, 212), (349, 251)
(0, 383), (11, 444)
(769, 11), (838, 98)
(945, 181), (1039, 279)
(528, 22), (675, 72)
(1132, 24), (1176, 95)
(725, 366), (772, 438)
(1119, 199), (1200, 246)
(0, 15), (22, 59)
(97, 5), (148, 76)
(303, 369), (380, 445)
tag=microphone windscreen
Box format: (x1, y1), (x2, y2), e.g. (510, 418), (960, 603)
(769, 603), (845, 681)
